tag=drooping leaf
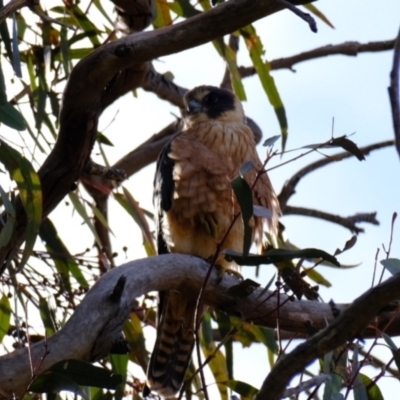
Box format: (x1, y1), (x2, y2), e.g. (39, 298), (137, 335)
(0, 141), (42, 270)
(329, 136), (365, 161)
(92, 0), (114, 26)
(69, 192), (101, 247)
(30, 359), (122, 392)
(70, 5), (101, 47)
(357, 373), (383, 400)
(240, 24), (288, 150)
(0, 294), (11, 343)
(225, 279), (260, 298)
(154, 0), (172, 28)
(225, 248), (340, 267)
(231, 175), (253, 256)
(263, 135), (280, 147)
(0, 102), (27, 130)
(323, 373), (342, 400)
(224, 380), (259, 399)
(168, 0), (201, 18)
(110, 354), (128, 400)
(382, 333), (400, 371)
(114, 188), (156, 256)
(60, 26), (70, 76)
(12, 13), (22, 77)
(39, 296), (57, 336)
(29, 372), (86, 397)
(96, 132), (114, 146)
(381, 258), (400, 276)
(215, 310), (233, 379)
(201, 313), (229, 400)
(303, 4), (335, 29)
(124, 313), (148, 371)
(0, 185), (15, 248)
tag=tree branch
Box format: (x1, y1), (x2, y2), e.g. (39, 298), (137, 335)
(255, 272), (400, 400)
(239, 39), (396, 76)
(284, 206), (379, 234)
(0, 254), (399, 397)
(278, 140), (395, 210)
(0, 0), (37, 24)
(388, 25), (400, 159)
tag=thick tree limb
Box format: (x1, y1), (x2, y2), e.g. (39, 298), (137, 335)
(0, 254), (399, 398)
(255, 271), (400, 400)
(388, 25), (400, 159)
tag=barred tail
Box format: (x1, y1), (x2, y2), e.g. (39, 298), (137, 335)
(146, 290), (196, 398)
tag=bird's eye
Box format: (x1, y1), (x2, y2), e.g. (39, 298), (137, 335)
(206, 93), (219, 104)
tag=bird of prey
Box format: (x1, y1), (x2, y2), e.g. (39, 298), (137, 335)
(146, 85), (280, 397)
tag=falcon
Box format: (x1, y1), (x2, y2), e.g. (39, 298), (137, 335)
(146, 85), (280, 397)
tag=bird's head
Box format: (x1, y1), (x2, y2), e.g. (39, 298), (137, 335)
(183, 86), (245, 128)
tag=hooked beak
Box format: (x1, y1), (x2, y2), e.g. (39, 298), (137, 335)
(187, 100), (203, 115)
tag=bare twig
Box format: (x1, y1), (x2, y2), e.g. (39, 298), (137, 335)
(239, 39), (396, 76)
(284, 206), (379, 233)
(276, 0), (317, 33)
(278, 140), (394, 209)
(388, 25), (400, 159)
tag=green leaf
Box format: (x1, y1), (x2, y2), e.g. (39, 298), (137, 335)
(153, 0), (172, 28)
(12, 14), (22, 77)
(225, 248), (340, 267)
(29, 372), (86, 397)
(124, 314), (148, 371)
(69, 192), (101, 247)
(60, 26), (70, 76)
(92, 0), (114, 26)
(231, 175), (253, 256)
(224, 380), (259, 398)
(114, 188), (156, 256)
(70, 5), (101, 47)
(215, 310), (233, 379)
(96, 132), (114, 146)
(0, 102), (26, 130)
(358, 373), (383, 400)
(0, 141), (42, 270)
(380, 258), (400, 276)
(35, 72), (47, 130)
(0, 185), (15, 249)
(110, 354), (128, 400)
(240, 24), (288, 150)
(323, 373), (342, 400)
(39, 296), (57, 336)
(303, 4), (334, 29)
(382, 333), (400, 371)
(168, 0), (201, 18)
(31, 360), (122, 391)
(201, 313), (229, 400)
(304, 267), (332, 287)
(0, 294), (11, 343)
(225, 279), (260, 298)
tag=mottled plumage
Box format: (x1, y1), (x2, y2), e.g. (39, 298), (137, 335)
(146, 86), (280, 397)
